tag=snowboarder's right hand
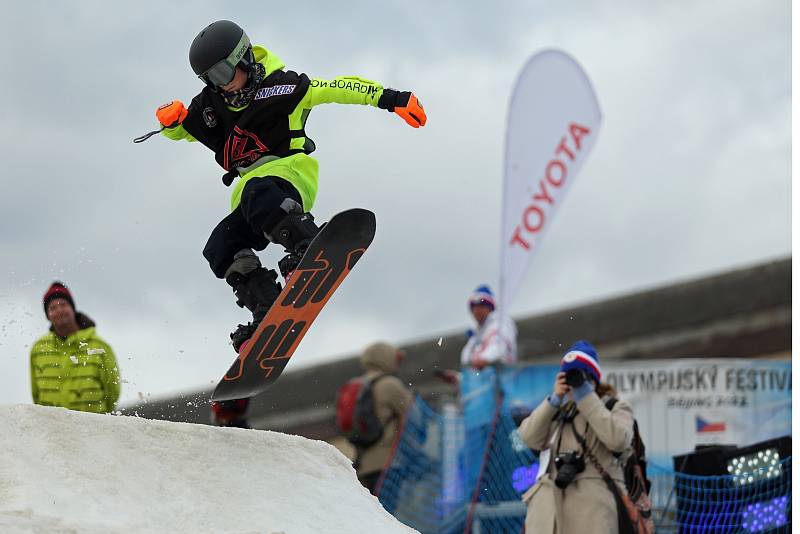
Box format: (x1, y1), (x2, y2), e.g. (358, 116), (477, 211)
(156, 100), (188, 128)
(378, 89), (427, 128)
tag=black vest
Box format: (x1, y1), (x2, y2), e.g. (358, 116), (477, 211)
(183, 69), (312, 172)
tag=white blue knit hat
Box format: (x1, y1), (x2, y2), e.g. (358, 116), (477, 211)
(560, 340), (602, 383)
(468, 284), (496, 310)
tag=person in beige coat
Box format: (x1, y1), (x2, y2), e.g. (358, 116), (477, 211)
(518, 341), (634, 534)
(354, 341), (415, 494)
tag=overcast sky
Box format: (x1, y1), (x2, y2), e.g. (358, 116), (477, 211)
(0, 1), (791, 407)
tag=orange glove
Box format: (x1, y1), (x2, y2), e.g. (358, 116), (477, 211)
(156, 100), (188, 128)
(377, 89), (427, 128)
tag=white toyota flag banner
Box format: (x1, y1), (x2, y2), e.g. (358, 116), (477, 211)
(500, 50), (602, 313)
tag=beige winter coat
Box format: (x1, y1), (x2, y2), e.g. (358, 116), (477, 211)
(355, 342), (415, 477)
(518, 391), (634, 534)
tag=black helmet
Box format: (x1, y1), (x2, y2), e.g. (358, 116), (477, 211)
(189, 20), (255, 87)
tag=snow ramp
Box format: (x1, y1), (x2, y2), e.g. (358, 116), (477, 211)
(0, 404), (418, 534)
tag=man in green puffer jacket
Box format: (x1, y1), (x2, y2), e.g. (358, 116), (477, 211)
(30, 282), (121, 413)
(153, 20), (427, 353)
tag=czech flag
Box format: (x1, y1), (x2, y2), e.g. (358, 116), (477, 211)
(696, 416), (726, 433)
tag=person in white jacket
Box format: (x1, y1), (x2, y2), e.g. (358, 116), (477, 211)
(436, 285), (518, 385)
(460, 284), (518, 369)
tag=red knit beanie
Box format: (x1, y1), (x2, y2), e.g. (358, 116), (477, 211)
(43, 281), (75, 315)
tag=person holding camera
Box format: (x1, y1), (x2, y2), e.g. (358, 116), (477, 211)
(518, 341), (634, 534)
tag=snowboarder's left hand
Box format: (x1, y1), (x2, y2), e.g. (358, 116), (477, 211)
(378, 89), (427, 128)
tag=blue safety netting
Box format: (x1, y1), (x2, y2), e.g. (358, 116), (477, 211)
(375, 398), (459, 533)
(377, 370), (538, 534)
(464, 408), (536, 534)
(654, 458), (792, 533)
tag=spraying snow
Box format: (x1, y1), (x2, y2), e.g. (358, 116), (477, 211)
(0, 405), (418, 533)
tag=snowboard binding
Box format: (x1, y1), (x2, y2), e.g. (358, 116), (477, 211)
(264, 199), (322, 281)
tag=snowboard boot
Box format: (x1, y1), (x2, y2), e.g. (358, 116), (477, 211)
(225, 266), (282, 353)
(264, 199), (322, 282)
(230, 320), (259, 354)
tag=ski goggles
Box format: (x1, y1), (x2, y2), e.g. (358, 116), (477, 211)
(198, 32), (253, 88)
(469, 297), (495, 310)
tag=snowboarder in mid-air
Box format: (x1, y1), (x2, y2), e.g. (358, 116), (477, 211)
(153, 20), (427, 353)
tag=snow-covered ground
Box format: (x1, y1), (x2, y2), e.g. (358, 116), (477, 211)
(0, 405), (418, 533)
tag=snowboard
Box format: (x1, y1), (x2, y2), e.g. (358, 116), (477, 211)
(212, 208), (376, 401)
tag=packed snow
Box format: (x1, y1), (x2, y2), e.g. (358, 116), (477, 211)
(0, 404), (418, 533)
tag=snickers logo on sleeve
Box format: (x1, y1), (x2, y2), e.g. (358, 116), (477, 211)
(254, 84), (297, 101)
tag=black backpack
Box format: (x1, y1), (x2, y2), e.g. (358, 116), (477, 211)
(336, 375), (389, 448)
(605, 398), (651, 495)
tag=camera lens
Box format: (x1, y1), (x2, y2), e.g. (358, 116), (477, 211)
(564, 369), (586, 387)
(554, 452), (585, 489)
(555, 463), (578, 489)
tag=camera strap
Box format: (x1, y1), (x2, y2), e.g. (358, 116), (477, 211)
(555, 422), (565, 457)
(567, 418), (590, 456)
(570, 420), (637, 534)
(556, 400), (578, 422)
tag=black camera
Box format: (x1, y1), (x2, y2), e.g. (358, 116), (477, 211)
(564, 368), (588, 387)
(554, 451), (585, 489)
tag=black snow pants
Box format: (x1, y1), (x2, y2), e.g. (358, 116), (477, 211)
(203, 176), (302, 279)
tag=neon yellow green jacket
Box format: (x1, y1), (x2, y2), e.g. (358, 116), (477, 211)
(162, 46), (385, 212)
(30, 324), (121, 413)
